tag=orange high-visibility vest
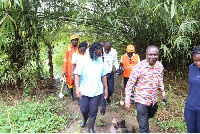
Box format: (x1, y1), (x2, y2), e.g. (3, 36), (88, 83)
(121, 53), (138, 78)
(62, 44), (78, 88)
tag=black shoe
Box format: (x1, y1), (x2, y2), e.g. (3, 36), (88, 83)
(88, 117), (96, 133)
(69, 88), (74, 101)
(80, 113), (88, 127)
(100, 109), (105, 115)
(107, 98), (111, 105)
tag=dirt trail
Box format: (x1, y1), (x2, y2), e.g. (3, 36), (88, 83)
(60, 74), (160, 133)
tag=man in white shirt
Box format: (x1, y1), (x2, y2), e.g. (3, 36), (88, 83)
(100, 41), (120, 115)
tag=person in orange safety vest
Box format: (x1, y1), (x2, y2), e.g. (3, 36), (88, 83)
(120, 44), (140, 103)
(63, 34), (79, 101)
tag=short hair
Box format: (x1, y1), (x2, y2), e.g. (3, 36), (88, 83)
(78, 42), (88, 49)
(191, 45), (200, 57)
(89, 42), (103, 59)
(146, 45), (159, 53)
(104, 41), (111, 47)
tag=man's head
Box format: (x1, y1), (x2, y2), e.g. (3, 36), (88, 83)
(99, 41), (105, 47)
(104, 41), (112, 54)
(70, 34), (79, 47)
(146, 45), (159, 66)
(126, 44), (135, 57)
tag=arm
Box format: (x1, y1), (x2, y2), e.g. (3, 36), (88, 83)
(75, 74), (82, 99)
(125, 66), (139, 112)
(62, 47), (69, 76)
(102, 75), (108, 99)
(71, 64), (76, 81)
(158, 69), (167, 101)
(113, 50), (119, 74)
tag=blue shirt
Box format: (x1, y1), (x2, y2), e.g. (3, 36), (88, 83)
(74, 56), (106, 97)
(185, 63), (200, 111)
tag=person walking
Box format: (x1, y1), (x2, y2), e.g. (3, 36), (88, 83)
(100, 41), (119, 115)
(125, 45), (167, 133)
(120, 44), (140, 90)
(62, 34), (79, 101)
(184, 45), (200, 133)
(74, 42), (108, 133)
(71, 41), (88, 81)
(120, 44), (140, 103)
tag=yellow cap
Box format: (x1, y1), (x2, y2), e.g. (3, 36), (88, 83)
(70, 34), (79, 41)
(126, 44), (135, 52)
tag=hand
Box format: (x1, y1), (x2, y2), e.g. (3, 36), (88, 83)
(63, 72), (66, 77)
(125, 103), (132, 112)
(104, 89), (108, 99)
(162, 95), (167, 102)
(76, 87), (82, 99)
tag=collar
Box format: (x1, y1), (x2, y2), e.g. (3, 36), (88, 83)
(126, 53), (135, 57)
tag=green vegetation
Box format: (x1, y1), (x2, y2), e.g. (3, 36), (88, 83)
(0, 0), (199, 133)
(0, 96), (69, 133)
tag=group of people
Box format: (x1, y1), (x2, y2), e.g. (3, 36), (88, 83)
(62, 34), (200, 133)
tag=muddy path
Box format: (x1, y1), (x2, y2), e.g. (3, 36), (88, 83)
(60, 74), (161, 133)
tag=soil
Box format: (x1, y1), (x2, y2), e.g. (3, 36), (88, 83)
(59, 74), (161, 133)
(1, 74), (162, 133)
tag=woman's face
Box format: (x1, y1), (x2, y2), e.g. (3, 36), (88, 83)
(193, 54), (200, 68)
(78, 47), (86, 55)
(94, 48), (102, 60)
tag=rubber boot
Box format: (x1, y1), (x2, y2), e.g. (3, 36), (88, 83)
(88, 117), (96, 133)
(69, 88), (74, 101)
(80, 113), (89, 127)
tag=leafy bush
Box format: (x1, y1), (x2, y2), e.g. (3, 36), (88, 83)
(0, 96), (69, 133)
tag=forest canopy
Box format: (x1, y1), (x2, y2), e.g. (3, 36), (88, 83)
(0, 0), (199, 88)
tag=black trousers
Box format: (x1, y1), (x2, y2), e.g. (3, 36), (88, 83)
(101, 71), (114, 109)
(135, 102), (158, 133)
(79, 94), (102, 117)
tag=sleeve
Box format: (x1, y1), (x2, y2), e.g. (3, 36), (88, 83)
(158, 64), (166, 96)
(62, 47), (69, 72)
(137, 55), (141, 64)
(74, 59), (83, 76)
(101, 60), (107, 76)
(113, 49), (119, 69)
(120, 56), (123, 64)
(71, 52), (77, 64)
(125, 65), (140, 103)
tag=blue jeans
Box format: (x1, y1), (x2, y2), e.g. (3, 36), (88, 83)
(184, 107), (200, 133)
(79, 94), (102, 117)
(135, 102), (158, 133)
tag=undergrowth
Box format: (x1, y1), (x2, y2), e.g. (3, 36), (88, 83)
(0, 95), (69, 133)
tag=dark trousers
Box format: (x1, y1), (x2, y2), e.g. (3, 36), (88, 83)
(79, 94), (102, 117)
(184, 107), (200, 133)
(101, 71), (114, 109)
(124, 77), (129, 88)
(135, 102), (158, 133)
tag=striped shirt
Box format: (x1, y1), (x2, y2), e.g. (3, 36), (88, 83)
(125, 59), (166, 106)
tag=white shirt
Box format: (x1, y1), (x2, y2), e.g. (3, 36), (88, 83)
(71, 52), (83, 64)
(103, 48), (119, 74)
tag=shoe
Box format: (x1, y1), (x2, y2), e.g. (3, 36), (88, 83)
(107, 98), (111, 105)
(88, 117), (96, 133)
(69, 88), (74, 101)
(80, 113), (88, 127)
(100, 109), (105, 115)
